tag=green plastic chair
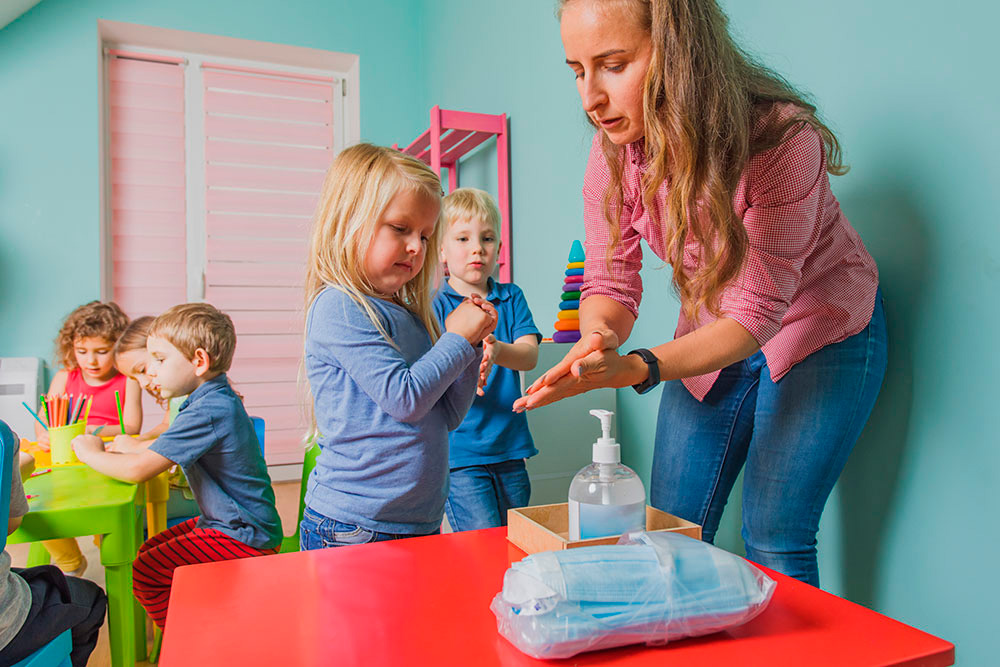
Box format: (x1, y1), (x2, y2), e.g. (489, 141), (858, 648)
(279, 441), (320, 553)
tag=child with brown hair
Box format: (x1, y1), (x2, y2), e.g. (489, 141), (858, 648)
(34, 301), (143, 576)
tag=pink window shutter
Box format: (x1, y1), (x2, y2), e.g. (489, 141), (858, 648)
(201, 62), (335, 465)
(108, 54), (187, 317)
(107, 53), (187, 429)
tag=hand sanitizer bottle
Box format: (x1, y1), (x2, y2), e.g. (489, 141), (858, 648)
(568, 409), (647, 540)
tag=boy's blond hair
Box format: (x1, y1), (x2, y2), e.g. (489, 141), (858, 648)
(150, 303), (236, 373)
(442, 187), (501, 237)
(304, 143), (444, 342)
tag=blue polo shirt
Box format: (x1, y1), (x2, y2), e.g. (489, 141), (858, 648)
(433, 278), (541, 468)
(150, 374), (282, 550)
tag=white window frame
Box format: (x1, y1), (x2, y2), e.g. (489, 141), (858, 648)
(98, 34), (357, 301)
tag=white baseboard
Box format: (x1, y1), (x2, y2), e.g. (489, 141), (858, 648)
(268, 463), (303, 483)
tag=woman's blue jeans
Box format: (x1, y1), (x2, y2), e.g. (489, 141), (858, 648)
(650, 291), (887, 587)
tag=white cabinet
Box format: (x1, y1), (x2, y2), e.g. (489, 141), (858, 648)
(0, 358), (44, 439)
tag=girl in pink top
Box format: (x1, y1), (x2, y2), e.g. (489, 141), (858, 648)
(33, 300), (142, 575)
(516, 0), (887, 587)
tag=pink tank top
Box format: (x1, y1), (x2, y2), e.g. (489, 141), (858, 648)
(64, 369), (128, 427)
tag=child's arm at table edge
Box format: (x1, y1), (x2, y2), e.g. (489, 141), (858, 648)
(136, 411), (170, 442)
(72, 434), (174, 483)
(123, 377), (143, 435)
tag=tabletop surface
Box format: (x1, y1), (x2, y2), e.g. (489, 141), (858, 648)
(20, 464), (137, 513)
(160, 527), (953, 667)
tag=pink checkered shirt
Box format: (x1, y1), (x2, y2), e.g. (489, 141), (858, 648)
(580, 108), (879, 401)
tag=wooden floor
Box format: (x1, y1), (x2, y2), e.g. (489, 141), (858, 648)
(7, 480), (302, 667)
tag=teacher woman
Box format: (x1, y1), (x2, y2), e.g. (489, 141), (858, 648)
(514, 0), (887, 586)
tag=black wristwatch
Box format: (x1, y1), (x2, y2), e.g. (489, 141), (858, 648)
(626, 348), (661, 394)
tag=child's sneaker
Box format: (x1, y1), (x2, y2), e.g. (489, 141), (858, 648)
(64, 555), (88, 578)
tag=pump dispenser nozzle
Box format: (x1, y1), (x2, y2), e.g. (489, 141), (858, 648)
(589, 409), (620, 465)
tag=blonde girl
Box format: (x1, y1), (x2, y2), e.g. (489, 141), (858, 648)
(300, 143), (496, 549)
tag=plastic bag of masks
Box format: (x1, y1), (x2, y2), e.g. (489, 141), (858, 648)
(491, 531), (776, 659)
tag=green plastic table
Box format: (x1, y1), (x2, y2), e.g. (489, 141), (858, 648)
(9, 464), (147, 667)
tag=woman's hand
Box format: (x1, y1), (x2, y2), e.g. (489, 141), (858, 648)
(513, 330), (645, 411)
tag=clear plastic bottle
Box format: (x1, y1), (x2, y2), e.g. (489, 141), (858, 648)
(568, 409), (647, 540)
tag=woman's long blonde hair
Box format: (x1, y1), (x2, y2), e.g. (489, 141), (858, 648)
(304, 143), (444, 340)
(560, 0), (847, 320)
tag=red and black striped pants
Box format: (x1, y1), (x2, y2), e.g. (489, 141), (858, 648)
(132, 517), (277, 629)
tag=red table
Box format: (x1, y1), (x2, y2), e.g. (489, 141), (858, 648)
(159, 528), (953, 666)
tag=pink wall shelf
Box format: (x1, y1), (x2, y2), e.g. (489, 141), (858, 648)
(394, 106), (512, 282)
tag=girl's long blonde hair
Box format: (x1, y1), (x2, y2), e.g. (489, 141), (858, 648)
(560, 0), (847, 321)
(301, 144), (443, 439)
(304, 143), (444, 340)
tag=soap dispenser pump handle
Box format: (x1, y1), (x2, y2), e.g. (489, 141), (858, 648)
(589, 409), (614, 440)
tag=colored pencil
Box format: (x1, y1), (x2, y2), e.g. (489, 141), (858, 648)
(115, 390), (124, 434)
(82, 396), (92, 425)
(70, 394), (85, 424)
(39, 395), (49, 427)
(22, 401), (48, 431)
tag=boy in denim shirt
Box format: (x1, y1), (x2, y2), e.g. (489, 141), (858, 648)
(73, 303), (281, 629)
(433, 188), (542, 531)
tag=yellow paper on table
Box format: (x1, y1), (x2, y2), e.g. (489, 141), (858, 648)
(21, 439), (51, 468)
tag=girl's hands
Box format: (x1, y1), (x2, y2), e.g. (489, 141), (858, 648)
(477, 334), (497, 396)
(513, 330), (645, 411)
(445, 295), (498, 346)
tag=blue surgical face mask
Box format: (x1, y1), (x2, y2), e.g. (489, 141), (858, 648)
(493, 531), (777, 659)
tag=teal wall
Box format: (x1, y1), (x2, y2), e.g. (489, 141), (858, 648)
(3, 1), (996, 664)
(0, 0), (429, 369)
(420, 1), (996, 665)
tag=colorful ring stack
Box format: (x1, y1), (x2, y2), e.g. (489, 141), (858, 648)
(552, 240), (586, 343)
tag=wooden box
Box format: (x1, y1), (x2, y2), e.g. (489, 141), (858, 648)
(507, 503), (702, 554)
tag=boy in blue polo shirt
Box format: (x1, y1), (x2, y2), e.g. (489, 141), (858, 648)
(433, 188), (541, 531)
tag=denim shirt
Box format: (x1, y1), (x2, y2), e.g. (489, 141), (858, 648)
(150, 374), (282, 550)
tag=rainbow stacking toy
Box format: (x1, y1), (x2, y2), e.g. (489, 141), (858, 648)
(552, 240), (585, 343)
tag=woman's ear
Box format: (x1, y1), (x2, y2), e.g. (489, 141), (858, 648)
(192, 348), (213, 377)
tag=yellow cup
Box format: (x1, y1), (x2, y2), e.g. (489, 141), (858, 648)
(49, 422), (86, 466)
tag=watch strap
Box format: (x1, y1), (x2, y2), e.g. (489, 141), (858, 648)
(626, 348), (660, 395)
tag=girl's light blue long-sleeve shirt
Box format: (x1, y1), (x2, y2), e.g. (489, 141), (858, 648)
(304, 286), (481, 534)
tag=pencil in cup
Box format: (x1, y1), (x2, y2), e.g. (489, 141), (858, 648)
(114, 390), (124, 435)
(21, 401), (48, 431)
